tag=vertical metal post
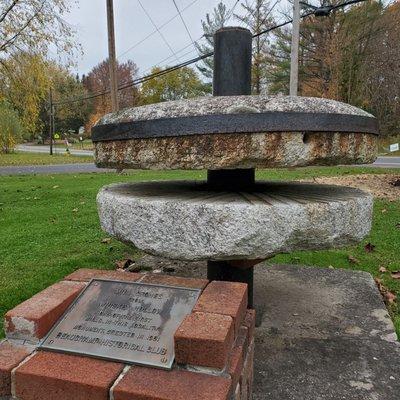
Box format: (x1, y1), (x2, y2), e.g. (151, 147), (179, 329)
(213, 27), (252, 96)
(290, 0), (300, 96)
(208, 27), (255, 308)
(49, 89), (53, 156)
(106, 0), (119, 112)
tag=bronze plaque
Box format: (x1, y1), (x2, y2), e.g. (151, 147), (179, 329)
(39, 279), (200, 369)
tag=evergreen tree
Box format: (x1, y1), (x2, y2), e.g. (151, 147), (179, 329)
(195, 2), (231, 80)
(235, 0), (277, 94)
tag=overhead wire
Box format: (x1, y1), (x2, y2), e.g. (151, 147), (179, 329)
(53, 0), (367, 106)
(118, 0), (200, 60)
(136, 0), (181, 62)
(171, 0), (199, 55)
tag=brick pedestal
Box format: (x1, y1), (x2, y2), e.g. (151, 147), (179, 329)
(2, 269), (255, 400)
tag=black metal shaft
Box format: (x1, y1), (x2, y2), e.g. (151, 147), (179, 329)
(207, 261), (254, 308)
(207, 27), (255, 308)
(207, 169), (255, 191)
(213, 27), (252, 96)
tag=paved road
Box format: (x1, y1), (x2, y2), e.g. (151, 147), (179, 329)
(371, 156), (400, 168)
(16, 144), (93, 156)
(0, 163), (110, 176)
(1, 157), (399, 176)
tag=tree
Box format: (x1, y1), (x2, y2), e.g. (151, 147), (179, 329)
(0, 52), (49, 138)
(40, 67), (93, 138)
(0, 0), (76, 64)
(141, 66), (210, 104)
(0, 101), (22, 153)
(83, 59), (141, 131)
(266, 0), (400, 136)
(195, 2), (231, 80)
(235, 0), (277, 94)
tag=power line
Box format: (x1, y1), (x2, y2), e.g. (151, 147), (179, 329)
(118, 0), (200, 60)
(136, 0), (181, 62)
(172, 0), (198, 55)
(54, 0), (367, 107)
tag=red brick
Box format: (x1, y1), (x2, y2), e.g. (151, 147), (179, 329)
(243, 310), (256, 343)
(0, 341), (31, 396)
(140, 273), (209, 290)
(193, 281), (248, 334)
(227, 326), (249, 388)
(14, 351), (123, 400)
(113, 365), (231, 400)
(64, 268), (141, 283)
(5, 281), (85, 341)
(174, 312), (234, 369)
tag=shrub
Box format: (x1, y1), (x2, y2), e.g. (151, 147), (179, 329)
(0, 102), (23, 153)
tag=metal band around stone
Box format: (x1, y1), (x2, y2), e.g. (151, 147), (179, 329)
(92, 111), (379, 142)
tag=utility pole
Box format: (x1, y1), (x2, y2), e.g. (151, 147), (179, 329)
(255, 0), (261, 95)
(106, 0), (119, 112)
(49, 89), (54, 155)
(290, 0), (300, 96)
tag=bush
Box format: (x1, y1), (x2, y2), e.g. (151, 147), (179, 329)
(0, 102), (23, 153)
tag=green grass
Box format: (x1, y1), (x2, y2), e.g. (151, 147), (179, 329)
(0, 152), (93, 166)
(0, 166), (399, 338)
(69, 139), (94, 151)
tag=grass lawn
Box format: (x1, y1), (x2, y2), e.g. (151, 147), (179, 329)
(0, 152), (93, 166)
(0, 166), (399, 338)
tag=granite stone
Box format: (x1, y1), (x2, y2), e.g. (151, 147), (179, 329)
(93, 95), (378, 170)
(97, 180), (373, 261)
(96, 95), (374, 125)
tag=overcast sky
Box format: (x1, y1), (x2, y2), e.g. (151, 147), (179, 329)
(65, 0), (246, 77)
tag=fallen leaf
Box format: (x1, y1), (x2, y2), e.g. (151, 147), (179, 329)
(52, 185), (59, 189)
(72, 208), (78, 212)
(391, 271), (400, 280)
(364, 242), (375, 253)
(101, 238), (112, 244)
(384, 291), (397, 304)
(375, 278), (397, 305)
(115, 258), (133, 270)
(381, 208), (387, 213)
(348, 255), (360, 264)
(379, 266), (387, 273)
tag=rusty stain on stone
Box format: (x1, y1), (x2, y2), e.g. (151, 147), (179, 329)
(94, 132), (377, 170)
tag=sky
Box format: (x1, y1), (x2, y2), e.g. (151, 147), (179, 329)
(64, 0), (244, 77)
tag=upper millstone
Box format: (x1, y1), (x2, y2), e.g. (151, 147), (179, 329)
(92, 95), (378, 170)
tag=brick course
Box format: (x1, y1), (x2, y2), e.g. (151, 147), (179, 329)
(193, 281), (248, 334)
(7, 269), (254, 400)
(5, 281), (85, 342)
(13, 352), (123, 400)
(174, 311), (234, 369)
(0, 341), (31, 397)
(112, 366), (232, 400)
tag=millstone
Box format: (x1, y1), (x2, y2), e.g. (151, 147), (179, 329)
(97, 181), (373, 261)
(92, 95), (378, 170)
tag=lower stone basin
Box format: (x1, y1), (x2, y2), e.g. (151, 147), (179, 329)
(97, 181), (373, 261)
